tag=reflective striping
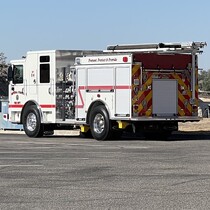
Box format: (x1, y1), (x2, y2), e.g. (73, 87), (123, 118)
(136, 90), (152, 116)
(114, 85), (131, 89)
(77, 85), (131, 91)
(132, 65), (140, 76)
(87, 85), (113, 90)
(132, 65), (153, 117)
(75, 86), (85, 109)
(9, 104), (56, 108)
(178, 91), (192, 116)
(76, 85), (131, 109)
(132, 64), (198, 117)
(195, 68), (199, 109)
(9, 104), (23, 108)
(40, 104), (56, 108)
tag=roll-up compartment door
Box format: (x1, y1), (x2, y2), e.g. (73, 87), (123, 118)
(152, 79), (178, 116)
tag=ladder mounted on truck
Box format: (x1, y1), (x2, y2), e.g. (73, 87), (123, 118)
(105, 42), (207, 54)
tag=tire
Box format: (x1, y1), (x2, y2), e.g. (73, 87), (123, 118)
(22, 105), (43, 137)
(90, 105), (112, 140)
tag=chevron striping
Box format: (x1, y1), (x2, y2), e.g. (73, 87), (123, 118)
(132, 67), (197, 117)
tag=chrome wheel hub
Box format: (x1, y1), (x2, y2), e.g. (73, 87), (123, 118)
(26, 113), (37, 131)
(93, 113), (105, 134)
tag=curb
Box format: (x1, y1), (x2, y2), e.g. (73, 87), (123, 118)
(0, 129), (80, 136)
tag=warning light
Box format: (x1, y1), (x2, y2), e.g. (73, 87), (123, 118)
(3, 114), (8, 120)
(123, 57), (128, 62)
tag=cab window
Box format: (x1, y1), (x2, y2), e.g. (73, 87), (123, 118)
(40, 64), (50, 83)
(13, 65), (23, 84)
(40, 55), (50, 83)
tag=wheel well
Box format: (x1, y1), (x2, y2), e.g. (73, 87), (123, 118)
(20, 101), (40, 124)
(86, 101), (108, 124)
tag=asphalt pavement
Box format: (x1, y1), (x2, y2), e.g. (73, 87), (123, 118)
(0, 132), (210, 209)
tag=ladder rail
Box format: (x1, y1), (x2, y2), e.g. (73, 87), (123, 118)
(105, 42), (207, 54)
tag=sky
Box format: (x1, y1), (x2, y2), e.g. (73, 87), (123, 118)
(1, 0), (210, 70)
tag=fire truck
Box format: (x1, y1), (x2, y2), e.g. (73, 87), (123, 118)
(7, 42), (206, 140)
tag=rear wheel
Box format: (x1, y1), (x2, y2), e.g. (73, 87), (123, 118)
(90, 105), (111, 140)
(22, 105), (43, 137)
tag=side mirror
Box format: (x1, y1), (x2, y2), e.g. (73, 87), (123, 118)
(7, 66), (13, 82)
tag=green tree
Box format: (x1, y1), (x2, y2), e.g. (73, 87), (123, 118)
(199, 69), (210, 91)
(0, 52), (8, 96)
(198, 70), (207, 90)
(0, 52), (7, 81)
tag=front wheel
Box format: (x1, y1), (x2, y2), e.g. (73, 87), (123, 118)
(22, 105), (43, 137)
(90, 105), (111, 140)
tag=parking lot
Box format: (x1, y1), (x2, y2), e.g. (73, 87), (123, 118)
(0, 132), (210, 209)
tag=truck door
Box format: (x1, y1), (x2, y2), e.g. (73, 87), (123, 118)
(115, 66), (131, 117)
(152, 79), (178, 116)
(10, 63), (25, 107)
(37, 54), (55, 114)
(26, 53), (38, 101)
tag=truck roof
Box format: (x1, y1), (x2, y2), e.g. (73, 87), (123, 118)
(10, 50), (103, 63)
(25, 49), (103, 55)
